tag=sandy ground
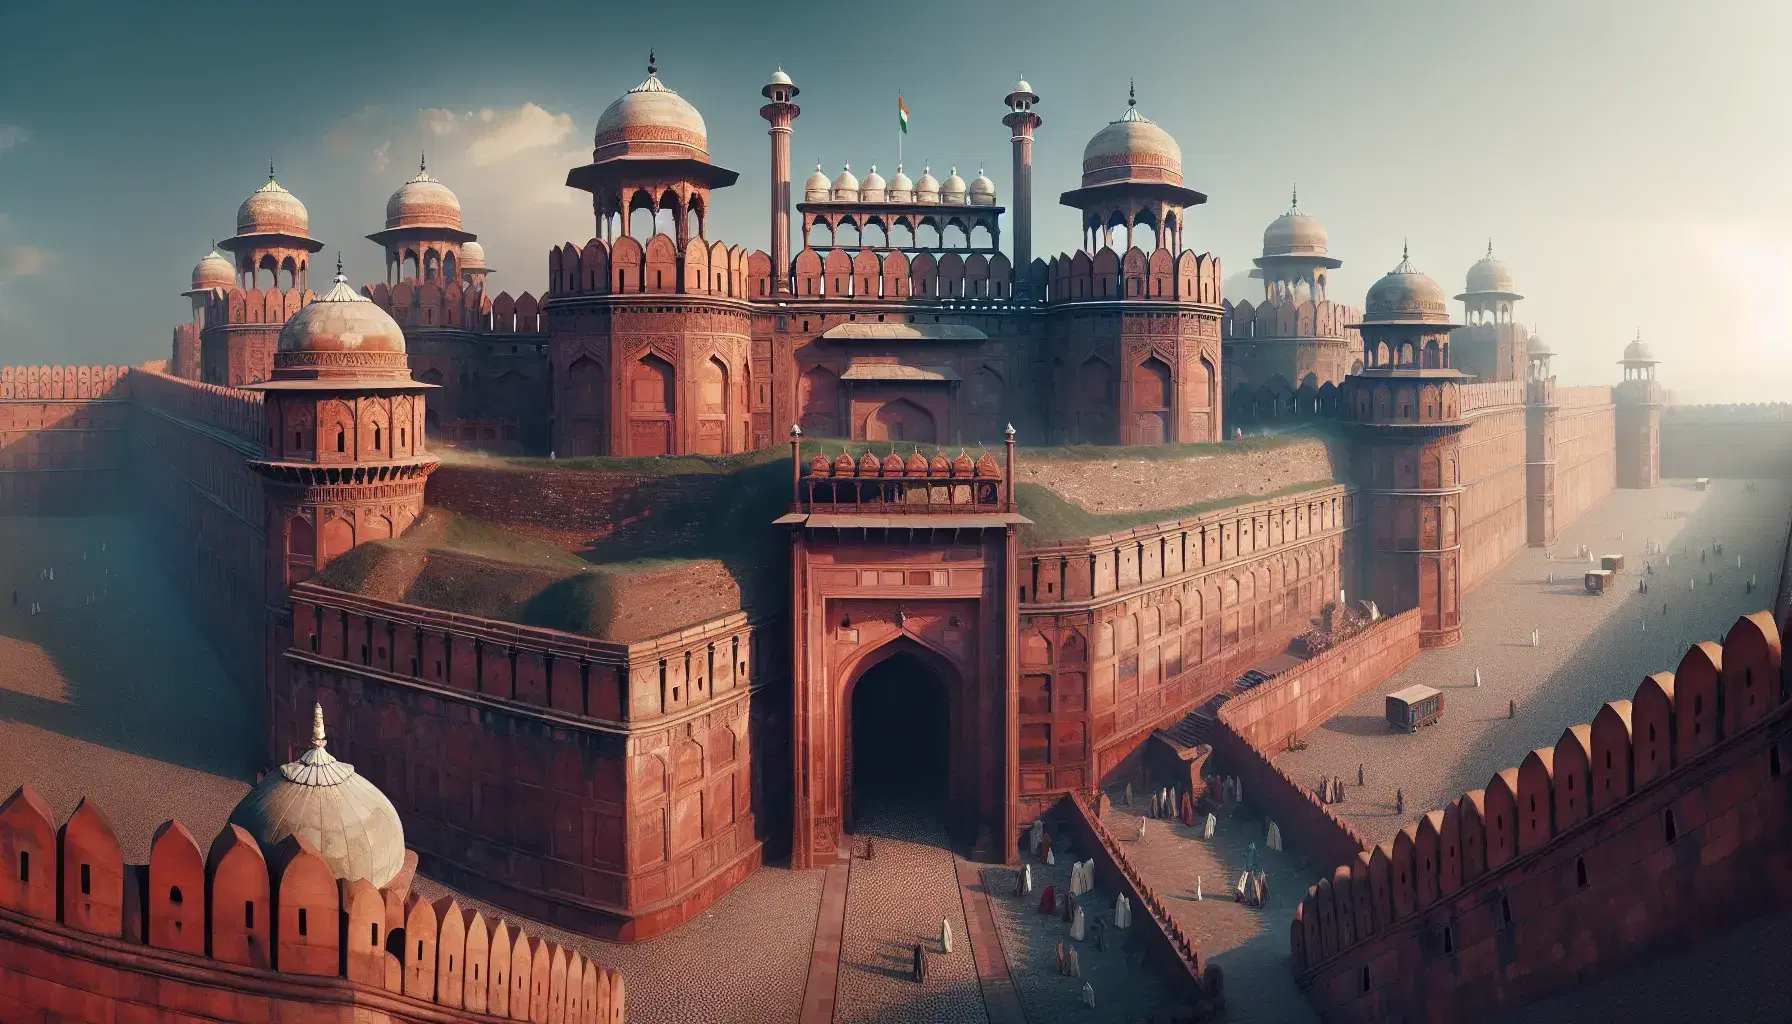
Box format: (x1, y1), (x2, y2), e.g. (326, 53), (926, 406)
(1274, 477), (1792, 848)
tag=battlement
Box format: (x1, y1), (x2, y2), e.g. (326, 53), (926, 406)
(0, 786), (625, 1021)
(546, 235), (762, 302)
(1044, 246), (1220, 305)
(130, 368), (266, 446)
(1221, 298), (1364, 342)
(362, 279), (510, 333)
(797, 443), (1009, 513)
(0, 364), (129, 400)
(1662, 401), (1791, 420)
(199, 285), (314, 328)
(789, 245), (1017, 301)
(1459, 379), (1524, 414)
(1292, 610), (1792, 1019)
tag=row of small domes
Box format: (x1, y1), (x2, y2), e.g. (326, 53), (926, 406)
(804, 164), (996, 206)
(1260, 193), (1520, 299)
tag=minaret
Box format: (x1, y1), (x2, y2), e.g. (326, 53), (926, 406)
(1524, 331), (1559, 547)
(1615, 330), (1663, 488)
(1003, 78), (1041, 297)
(760, 68), (801, 295)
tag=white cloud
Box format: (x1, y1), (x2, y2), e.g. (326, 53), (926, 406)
(372, 141), (391, 174)
(323, 106), (383, 158)
(0, 246), (52, 276)
(0, 125), (27, 155)
(423, 103), (576, 167)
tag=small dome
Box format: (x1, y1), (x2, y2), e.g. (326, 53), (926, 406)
(1528, 333), (1553, 358)
(857, 451), (881, 476)
(880, 451), (906, 476)
(278, 273), (407, 356)
(384, 164), (462, 230)
(974, 452), (1001, 478)
(809, 452), (832, 476)
(968, 169), (996, 206)
(887, 165), (914, 202)
(952, 451), (976, 476)
(227, 705), (406, 887)
(1013, 79), (1034, 96)
(190, 250), (235, 291)
(904, 449), (929, 475)
(1464, 241), (1518, 295)
(1081, 88), (1183, 188)
(237, 175), (311, 237)
(832, 164), (860, 202)
(1262, 190), (1327, 257)
(769, 68), (794, 87)
(928, 451), (951, 477)
(1623, 333), (1657, 363)
(833, 451), (857, 476)
(804, 163), (832, 202)
(593, 59), (709, 162)
(915, 167), (941, 204)
(1363, 249), (1451, 324)
(860, 165), (887, 202)
(458, 240), (488, 271)
(941, 167), (968, 204)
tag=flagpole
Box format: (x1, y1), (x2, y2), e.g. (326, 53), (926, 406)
(898, 91), (903, 170)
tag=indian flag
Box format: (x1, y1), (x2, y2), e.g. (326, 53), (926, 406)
(898, 96), (910, 134)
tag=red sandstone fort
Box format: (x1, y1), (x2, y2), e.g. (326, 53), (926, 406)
(2, 56), (1790, 1024)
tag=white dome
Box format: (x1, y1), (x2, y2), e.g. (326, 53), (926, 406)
(384, 164), (462, 230)
(1262, 192), (1327, 257)
(236, 175), (310, 237)
(968, 168), (996, 206)
(458, 240), (487, 271)
(887, 165), (914, 202)
(593, 62), (709, 162)
(1364, 249), (1452, 325)
(941, 167), (968, 204)
(769, 68), (793, 87)
(1081, 90), (1183, 188)
(227, 705), (406, 887)
(278, 274), (407, 356)
(1465, 243), (1518, 295)
(860, 166), (886, 202)
(831, 164), (859, 201)
(915, 167), (941, 203)
(1528, 333), (1554, 358)
(804, 163), (831, 202)
(190, 250), (235, 291)
(1014, 79), (1034, 95)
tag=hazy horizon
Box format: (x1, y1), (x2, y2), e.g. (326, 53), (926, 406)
(1, 0), (1788, 403)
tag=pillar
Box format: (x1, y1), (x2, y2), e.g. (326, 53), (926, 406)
(1525, 381), (1558, 547)
(1003, 82), (1041, 298)
(761, 73), (801, 295)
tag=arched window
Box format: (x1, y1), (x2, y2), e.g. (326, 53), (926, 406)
(373, 424), (382, 450)
(335, 425), (346, 453)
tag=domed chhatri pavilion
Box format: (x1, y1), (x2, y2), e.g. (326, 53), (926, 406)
(229, 704), (408, 887)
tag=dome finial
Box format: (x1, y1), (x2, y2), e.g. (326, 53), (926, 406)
(1291, 183), (1298, 210)
(1487, 237), (1494, 259)
(1403, 238), (1409, 262)
(648, 49), (657, 76)
(335, 251), (344, 278)
(1128, 79), (1136, 107)
(420, 151), (427, 173)
(311, 702), (327, 750)
(268, 159), (276, 182)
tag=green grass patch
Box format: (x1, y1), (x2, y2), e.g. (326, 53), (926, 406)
(1016, 479), (1341, 545)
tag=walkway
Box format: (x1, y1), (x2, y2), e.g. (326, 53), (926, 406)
(1276, 478), (1792, 847)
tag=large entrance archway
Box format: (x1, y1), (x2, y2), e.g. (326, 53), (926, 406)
(846, 650), (949, 837)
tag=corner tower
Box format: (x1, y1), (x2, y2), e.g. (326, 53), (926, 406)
(1342, 247), (1468, 648)
(1615, 330), (1663, 488)
(205, 167), (325, 386)
(1524, 331), (1559, 546)
(1451, 241), (1527, 382)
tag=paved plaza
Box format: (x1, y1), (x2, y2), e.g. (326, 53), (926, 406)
(1275, 478), (1792, 847)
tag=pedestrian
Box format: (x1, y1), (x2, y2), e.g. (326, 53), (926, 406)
(1358, 763), (1365, 786)
(1509, 698), (1517, 719)
(1395, 789), (1404, 816)
(1474, 668), (1482, 688)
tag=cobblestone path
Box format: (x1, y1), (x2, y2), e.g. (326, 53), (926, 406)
(833, 795), (988, 1024)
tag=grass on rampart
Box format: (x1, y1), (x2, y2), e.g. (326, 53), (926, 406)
(1014, 479), (1342, 546)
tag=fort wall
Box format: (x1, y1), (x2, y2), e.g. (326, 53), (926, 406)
(0, 787), (625, 1022)
(1552, 386), (1616, 531)
(1292, 611), (1792, 1024)
(1016, 485), (1357, 813)
(277, 584), (768, 941)
(0, 365), (132, 515)
(1456, 387), (1527, 591)
(1661, 403), (1792, 477)
(1214, 610), (1422, 754)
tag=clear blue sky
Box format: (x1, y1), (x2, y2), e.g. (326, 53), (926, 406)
(1, 0), (1787, 401)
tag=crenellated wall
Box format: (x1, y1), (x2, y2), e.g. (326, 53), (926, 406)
(277, 585), (768, 942)
(1016, 485), (1358, 815)
(0, 365), (133, 515)
(0, 786), (626, 1022)
(1292, 610), (1792, 1024)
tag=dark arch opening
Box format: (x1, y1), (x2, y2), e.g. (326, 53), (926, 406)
(849, 649), (949, 836)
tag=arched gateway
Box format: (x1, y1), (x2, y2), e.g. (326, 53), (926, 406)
(778, 430), (1028, 868)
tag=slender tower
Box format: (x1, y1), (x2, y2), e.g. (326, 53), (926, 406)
(1615, 330), (1663, 488)
(760, 68), (801, 295)
(1002, 79), (1041, 298)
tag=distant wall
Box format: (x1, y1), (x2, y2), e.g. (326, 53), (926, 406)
(1216, 610), (1421, 753)
(1553, 387), (1617, 531)
(1294, 611), (1792, 1024)
(1457, 390), (1527, 590)
(1661, 404), (1792, 477)
(0, 365), (132, 515)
